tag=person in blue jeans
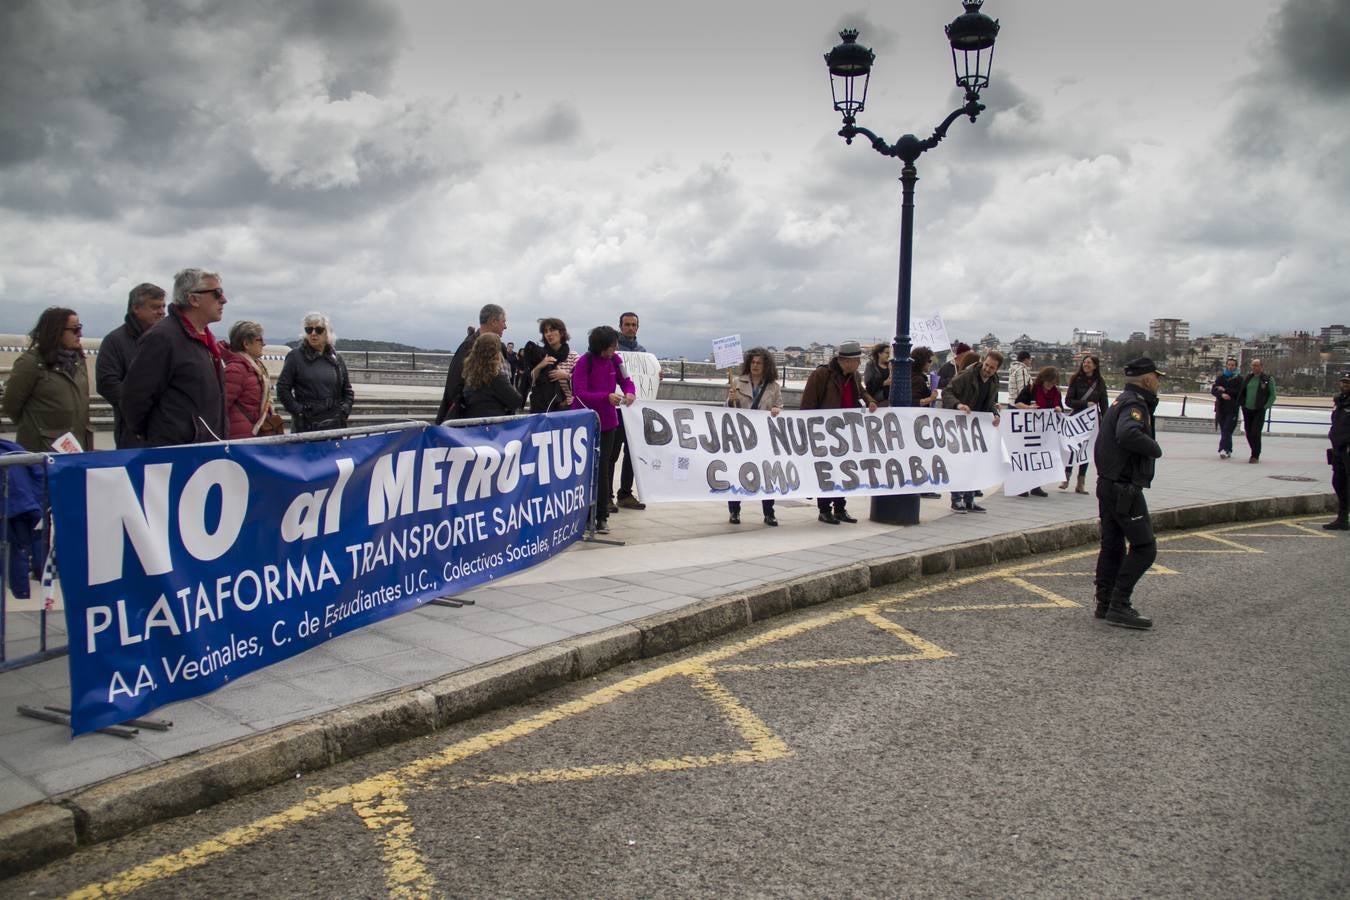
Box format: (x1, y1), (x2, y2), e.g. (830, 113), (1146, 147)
(1211, 355), (1243, 459)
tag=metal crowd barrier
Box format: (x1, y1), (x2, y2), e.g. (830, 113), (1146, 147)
(0, 412), (606, 673)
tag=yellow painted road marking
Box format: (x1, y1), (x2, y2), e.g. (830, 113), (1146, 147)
(1001, 576), (1081, 608)
(1196, 533), (1265, 553)
(353, 792), (436, 899)
(64, 514), (1323, 898)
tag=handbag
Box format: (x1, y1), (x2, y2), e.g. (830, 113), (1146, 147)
(250, 362), (285, 436)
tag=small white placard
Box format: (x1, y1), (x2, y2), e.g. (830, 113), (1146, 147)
(711, 334), (743, 371)
(50, 432), (84, 454)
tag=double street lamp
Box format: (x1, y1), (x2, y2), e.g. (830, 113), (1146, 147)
(824, 0), (1001, 526)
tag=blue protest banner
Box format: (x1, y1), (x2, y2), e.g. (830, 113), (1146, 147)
(48, 412), (596, 736)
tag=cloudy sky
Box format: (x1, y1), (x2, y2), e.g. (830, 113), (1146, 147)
(1, 0), (1346, 357)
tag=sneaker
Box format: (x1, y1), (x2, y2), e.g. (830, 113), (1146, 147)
(950, 502), (967, 515)
(728, 512), (741, 525)
(763, 514), (779, 527)
(1106, 602), (1152, 629)
(1219, 450), (1230, 459)
(967, 503), (987, 513)
(617, 495), (646, 510)
(595, 520), (611, 535)
(608, 500), (619, 513)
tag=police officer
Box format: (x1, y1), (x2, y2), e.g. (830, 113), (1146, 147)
(1093, 357), (1164, 629)
(1325, 371), (1350, 531)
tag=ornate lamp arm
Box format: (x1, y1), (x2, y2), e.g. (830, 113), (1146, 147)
(838, 97), (986, 163)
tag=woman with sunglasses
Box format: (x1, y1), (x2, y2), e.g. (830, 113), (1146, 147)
(2, 307), (93, 451)
(277, 312), (355, 433)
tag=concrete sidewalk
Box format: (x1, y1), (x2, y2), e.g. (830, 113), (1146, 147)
(0, 430), (1341, 872)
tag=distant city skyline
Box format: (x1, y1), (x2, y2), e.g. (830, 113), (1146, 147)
(2, 0), (1347, 359)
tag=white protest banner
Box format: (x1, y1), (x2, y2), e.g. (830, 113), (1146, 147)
(712, 334), (743, 371)
(909, 313), (951, 355)
(999, 408), (1066, 496)
(1058, 405), (1099, 469)
(620, 351), (662, 401)
(621, 400), (1004, 502)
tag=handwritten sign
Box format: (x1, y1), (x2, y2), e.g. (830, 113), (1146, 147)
(712, 335), (743, 371)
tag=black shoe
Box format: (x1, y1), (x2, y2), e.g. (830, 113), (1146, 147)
(1324, 518), (1350, 531)
(608, 500), (619, 514)
(921, 492), (942, 499)
(950, 502), (967, 514)
(967, 503), (987, 513)
(1018, 491), (1030, 498)
(1030, 487), (1048, 497)
(763, 514), (778, 527)
(1106, 602), (1152, 629)
(618, 495), (646, 510)
(729, 512), (740, 525)
(1093, 594), (1110, 619)
(835, 510), (858, 524)
(974, 490), (984, 497)
(818, 511), (840, 525)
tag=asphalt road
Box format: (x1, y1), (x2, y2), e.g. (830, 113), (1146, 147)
(8, 517), (1349, 899)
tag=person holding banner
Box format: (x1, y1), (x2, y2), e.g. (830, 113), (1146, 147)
(1063, 354), (1107, 492)
(726, 348), (784, 526)
(943, 350), (1003, 513)
(223, 320), (281, 439)
(1093, 357), (1165, 630)
(864, 343), (891, 407)
(571, 325), (636, 535)
(3, 307), (93, 452)
(521, 317), (578, 413)
(1012, 366), (1063, 498)
(277, 312), (354, 433)
(800, 341), (877, 525)
(462, 332), (523, 417)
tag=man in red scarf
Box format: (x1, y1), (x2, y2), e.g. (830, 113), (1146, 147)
(119, 267), (229, 447)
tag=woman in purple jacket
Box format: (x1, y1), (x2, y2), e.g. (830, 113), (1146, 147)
(570, 325), (636, 534)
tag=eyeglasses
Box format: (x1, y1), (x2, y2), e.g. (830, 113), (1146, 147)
(304, 326), (326, 335)
(65, 325), (83, 334)
(190, 287), (225, 301)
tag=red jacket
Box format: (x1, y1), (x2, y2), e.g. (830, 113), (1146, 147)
(222, 348), (268, 439)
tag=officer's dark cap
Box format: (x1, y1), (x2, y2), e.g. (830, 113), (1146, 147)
(1340, 371), (1350, 380)
(1123, 357), (1166, 378)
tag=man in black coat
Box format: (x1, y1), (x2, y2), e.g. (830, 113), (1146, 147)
(1093, 357), (1165, 630)
(119, 268), (228, 447)
(1326, 371), (1350, 531)
(1210, 355), (1243, 460)
(96, 282), (166, 447)
(436, 303), (506, 424)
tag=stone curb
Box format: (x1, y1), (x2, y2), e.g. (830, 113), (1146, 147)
(0, 491), (1337, 878)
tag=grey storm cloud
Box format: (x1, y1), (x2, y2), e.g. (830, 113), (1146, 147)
(1272, 0), (1350, 96)
(0, 0), (455, 220)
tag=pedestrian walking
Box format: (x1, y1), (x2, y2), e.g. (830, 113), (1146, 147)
(1324, 371), (1350, 531)
(1211, 355), (1243, 459)
(1240, 358), (1276, 463)
(1092, 357), (1165, 629)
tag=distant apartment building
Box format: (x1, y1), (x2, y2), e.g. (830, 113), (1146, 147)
(978, 333), (1000, 351)
(1148, 318), (1190, 347)
(1190, 335), (1243, 369)
(1071, 328), (1106, 348)
(1321, 324), (1349, 347)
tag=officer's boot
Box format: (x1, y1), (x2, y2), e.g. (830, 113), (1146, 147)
(1093, 587), (1111, 620)
(1105, 592), (1153, 630)
(1325, 513), (1349, 531)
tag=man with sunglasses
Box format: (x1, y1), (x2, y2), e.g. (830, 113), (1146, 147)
(119, 268), (229, 447)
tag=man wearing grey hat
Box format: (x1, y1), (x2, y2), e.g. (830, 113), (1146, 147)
(800, 341), (878, 525)
(1325, 371), (1350, 530)
(1091, 356), (1165, 629)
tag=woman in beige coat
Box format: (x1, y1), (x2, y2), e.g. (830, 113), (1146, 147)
(726, 347), (784, 526)
(3, 306), (93, 452)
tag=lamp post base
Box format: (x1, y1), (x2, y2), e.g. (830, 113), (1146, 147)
(869, 493), (920, 526)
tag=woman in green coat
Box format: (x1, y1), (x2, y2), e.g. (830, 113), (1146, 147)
(2, 306), (94, 452)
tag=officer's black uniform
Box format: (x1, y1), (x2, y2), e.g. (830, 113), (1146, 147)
(1093, 358), (1164, 629)
(1326, 373), (1350, 531)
